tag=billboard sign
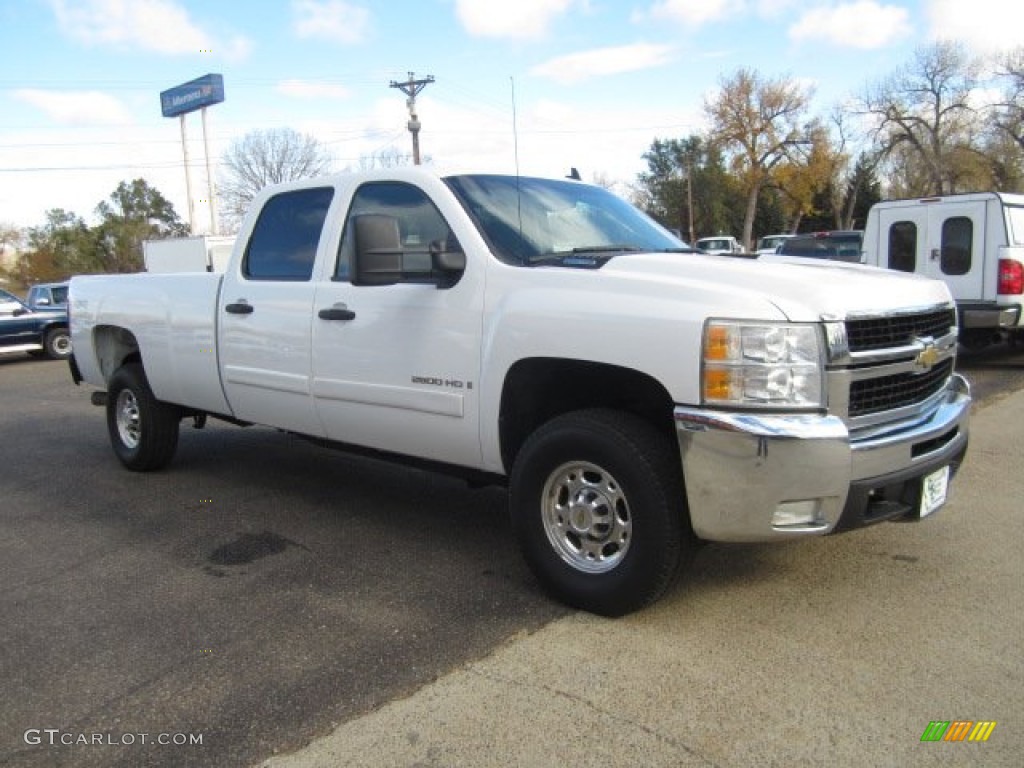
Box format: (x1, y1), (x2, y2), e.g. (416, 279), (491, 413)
(160, 73), (225, 118)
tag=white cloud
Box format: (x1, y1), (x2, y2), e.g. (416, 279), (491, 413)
(924, 0), (1024, 53)
(789, 2), (911, 50)
(454, 0), (578, 40)
(530, 43), (677, 85)
(49, 0), (251, 59)
(292, 0), (371, 44)
(276, 79), (352, 100)
(644, 0), (747, 28)
(13, 90), (134, 126)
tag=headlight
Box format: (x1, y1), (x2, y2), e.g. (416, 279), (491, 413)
(702, 321), (824, 408)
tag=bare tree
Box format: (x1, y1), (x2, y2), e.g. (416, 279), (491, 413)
(219, 128), (335, 229)
(704, 69), (814, 250)
(350, 146), (421, 171)
(990, 47), (1024, 152)
(858, 42), (981, 196)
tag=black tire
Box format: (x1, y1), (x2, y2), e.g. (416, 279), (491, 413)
(43, 327), (72, 359)
(509, 409), (692, 617)
(106, 363), (180, 471)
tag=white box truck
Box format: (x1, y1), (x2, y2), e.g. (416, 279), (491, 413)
(863, 192), (1024, 348)
(143, 236), (236, 274)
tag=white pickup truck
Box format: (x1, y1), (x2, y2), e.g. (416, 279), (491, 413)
(69, 168), (971, 615)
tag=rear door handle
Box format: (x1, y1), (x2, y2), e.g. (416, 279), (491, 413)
(225, 302), (254, 315)
(318, 307), (356, 321)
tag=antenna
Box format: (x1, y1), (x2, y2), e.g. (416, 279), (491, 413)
(511, 76), (523, 259)
(510, 76), (520, 177)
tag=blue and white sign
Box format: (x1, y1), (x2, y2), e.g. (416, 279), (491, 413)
(160, 73), (225, 118)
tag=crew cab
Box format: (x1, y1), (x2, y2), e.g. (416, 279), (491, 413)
(68, 169), (971, 615)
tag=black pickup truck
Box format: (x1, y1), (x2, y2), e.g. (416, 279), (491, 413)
(0, 288), (71, 360)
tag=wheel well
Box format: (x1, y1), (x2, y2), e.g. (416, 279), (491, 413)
(499, 358), (677, 472)
(93, 325), (142, 383)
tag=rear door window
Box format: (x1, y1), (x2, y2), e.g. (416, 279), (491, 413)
(887, 221), (917, 272)
(243, 187), (334, 281)
(940, 216), (972, 276)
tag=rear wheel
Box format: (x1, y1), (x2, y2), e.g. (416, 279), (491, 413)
(510, 409), (692, 616)
(106, 364), (180, 471)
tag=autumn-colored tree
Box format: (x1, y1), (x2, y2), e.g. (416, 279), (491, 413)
(770, 119), (843, 232)
(704, 69), (814, 250)
(16, 180), (186, 281)
(20, 209), (96, 283)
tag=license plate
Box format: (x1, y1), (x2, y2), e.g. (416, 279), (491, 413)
(920, 466), (950, 518)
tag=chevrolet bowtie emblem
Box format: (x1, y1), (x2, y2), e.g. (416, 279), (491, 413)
(915, 343), (940, 370)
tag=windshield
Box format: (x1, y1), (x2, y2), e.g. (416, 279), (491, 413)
(778, 233), (863, 262)
(757, 236), (787, 250)
(444, 174), (686, 265)
(1006, 205), (1024, 246)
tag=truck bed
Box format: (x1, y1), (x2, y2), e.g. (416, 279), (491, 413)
(70, 272), (231, 416)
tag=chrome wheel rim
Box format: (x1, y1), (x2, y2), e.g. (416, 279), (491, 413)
(541, 461), (631, 574)
(52, 334), (72, 356)
(115, 389), (141, 450)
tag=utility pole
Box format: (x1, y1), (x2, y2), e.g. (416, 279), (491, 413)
(389, 72), (434, 165)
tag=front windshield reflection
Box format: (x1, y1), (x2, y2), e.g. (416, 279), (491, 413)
(444, 174), (687, 265)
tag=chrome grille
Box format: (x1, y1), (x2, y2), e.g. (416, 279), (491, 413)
(849, 359), (953, 417)
(845, 309), (955, 352)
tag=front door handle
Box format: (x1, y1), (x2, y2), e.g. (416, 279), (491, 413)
(318, 307), (356, 321)
(225, 302), (254, 315)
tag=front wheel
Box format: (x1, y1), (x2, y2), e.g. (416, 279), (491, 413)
(43, 327), (72, 359)
(510, 409), (692, 617)
(106, 364), (180, 471)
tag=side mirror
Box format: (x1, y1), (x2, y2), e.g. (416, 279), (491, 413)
(428, 241), (468, 274)
(352, 214), (403, 286)
(352, 214), (466, 288)
(13, 307), (29, 317)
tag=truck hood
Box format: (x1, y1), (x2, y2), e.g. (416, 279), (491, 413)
(601, 252), (953, 322)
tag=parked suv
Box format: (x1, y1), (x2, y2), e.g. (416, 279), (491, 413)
(774, 231), (864, 263)
(0, 292), (72, 360)
(26, 281), (69, 311)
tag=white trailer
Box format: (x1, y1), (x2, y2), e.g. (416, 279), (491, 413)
(143, 236), (236, 274)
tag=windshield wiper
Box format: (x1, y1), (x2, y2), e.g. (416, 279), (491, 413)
(526, 245), (643, 266)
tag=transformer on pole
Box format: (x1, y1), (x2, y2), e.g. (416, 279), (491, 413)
(389, 72), (434, 165)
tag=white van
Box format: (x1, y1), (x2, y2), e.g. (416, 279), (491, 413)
(863, 192), (1024, 348)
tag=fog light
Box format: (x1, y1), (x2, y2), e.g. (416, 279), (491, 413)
(772, 500), (822, 528)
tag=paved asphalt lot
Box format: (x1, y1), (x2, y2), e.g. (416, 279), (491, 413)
(1, 345), (1022, 767)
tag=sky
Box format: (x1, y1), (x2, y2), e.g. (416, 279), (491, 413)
(1, 0), (1022, 234)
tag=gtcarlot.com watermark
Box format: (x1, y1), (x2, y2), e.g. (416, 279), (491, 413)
(24, 729), (203, 747)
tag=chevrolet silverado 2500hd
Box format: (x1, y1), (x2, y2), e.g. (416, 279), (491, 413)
(68, 169), (971, 615)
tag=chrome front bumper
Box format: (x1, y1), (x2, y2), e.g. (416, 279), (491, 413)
(674, 374), (971, 542)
